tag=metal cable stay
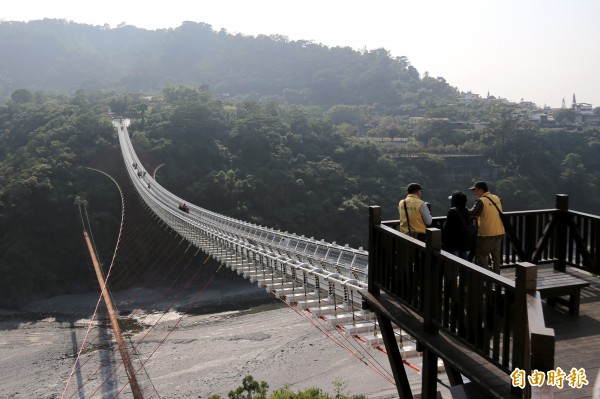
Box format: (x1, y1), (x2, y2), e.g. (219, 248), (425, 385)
(113, 119), (369, 301)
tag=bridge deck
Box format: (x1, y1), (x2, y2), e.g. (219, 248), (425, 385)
(521, 266), (600, 398)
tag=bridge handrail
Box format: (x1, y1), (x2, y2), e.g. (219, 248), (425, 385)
(387, 201), (600, 275)
(368, 206), (555, 396)
(114, 119), (368, 291)
(369, 217), (519, 372)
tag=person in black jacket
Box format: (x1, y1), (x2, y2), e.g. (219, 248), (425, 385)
(442, 191), (475, 260)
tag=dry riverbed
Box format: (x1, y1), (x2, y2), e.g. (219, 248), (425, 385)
(0, 279), (421, 399)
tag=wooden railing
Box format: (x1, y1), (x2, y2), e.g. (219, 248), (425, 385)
(393, 194), (600, 275)
(368, 206), (555, 398)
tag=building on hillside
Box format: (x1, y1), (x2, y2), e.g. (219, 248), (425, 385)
(572, 94), (600, 125)
(528, 112), (556, 127)
(458, 92), (480, 104)
(519, 99), (537, 110)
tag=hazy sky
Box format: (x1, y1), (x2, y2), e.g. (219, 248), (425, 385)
(3, 0), (599, 108)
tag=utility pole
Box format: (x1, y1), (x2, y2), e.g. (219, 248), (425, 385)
(83, 231), (144, 399)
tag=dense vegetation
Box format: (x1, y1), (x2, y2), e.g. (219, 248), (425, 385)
(1, 87), (600, 307)
(1, 20), (599, 307)
(0, 19), (456, 112)
(209, 375), (366, 399)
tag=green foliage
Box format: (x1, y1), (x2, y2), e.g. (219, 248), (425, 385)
(0, 20), (458, 112)
(270, 387), (330, 399)
(11, 89), (33, 104)
(0, 92), (119, 306)
(209, 375), (366, 399)
(228, 375), (269, 399)
(3, 81), (600, 308)
(554, 108), (576, 124)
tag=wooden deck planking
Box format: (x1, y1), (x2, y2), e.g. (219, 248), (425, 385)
(502, 266), (590, 315)
(539, 267), (600, 398)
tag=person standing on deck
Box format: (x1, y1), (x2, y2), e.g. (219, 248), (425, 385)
(442, 191), (474, 260)
(399, 183), (432, 241)
(468, 181), (505, 273)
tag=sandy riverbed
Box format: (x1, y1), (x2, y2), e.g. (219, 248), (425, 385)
(0, 274), (441, 399)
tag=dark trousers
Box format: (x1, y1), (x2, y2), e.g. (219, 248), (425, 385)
(475, 235), (504, 273)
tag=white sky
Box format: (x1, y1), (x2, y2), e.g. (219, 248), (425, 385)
(3, 0), (599, 108)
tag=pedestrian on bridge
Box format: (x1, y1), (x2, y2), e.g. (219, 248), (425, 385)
(398, 183), (432, 241)
(442, 191), (476, 260)
(468, 181), (505, 273)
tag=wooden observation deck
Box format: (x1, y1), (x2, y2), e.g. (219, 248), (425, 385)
(361, 194), (600, 399)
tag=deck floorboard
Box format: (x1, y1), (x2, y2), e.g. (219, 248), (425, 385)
(532, 267), (600, 398)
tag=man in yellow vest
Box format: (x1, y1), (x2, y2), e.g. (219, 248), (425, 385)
(468, 181), (505, 273)
(399, 183), (432, 240)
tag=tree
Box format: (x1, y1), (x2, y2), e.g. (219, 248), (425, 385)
(560, 153), (589, 185)
(228, 375), (269, 399)
(11, 89), (33, 103)
(553, 108), (576, 124)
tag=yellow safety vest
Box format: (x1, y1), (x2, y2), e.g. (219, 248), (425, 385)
(399, 194), (427, 234)
(477, 194), (505, 236)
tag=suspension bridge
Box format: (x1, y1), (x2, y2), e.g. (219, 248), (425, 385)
(59, 119), (438, 399)
(114, 119), (405, 348)
(61, 118), (600, 399)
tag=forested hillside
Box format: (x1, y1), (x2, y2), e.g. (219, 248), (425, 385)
(0, 19), (456, 112)
(1, 19), (599, 307)
(1, 87), (600, 307)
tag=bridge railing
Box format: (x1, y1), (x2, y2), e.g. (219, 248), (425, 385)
(368, 206), (555, 397)
(562, 208), (600, 274)
(389, 194), (600, 276)
(115, 119), (369, 307)
(369, 211), (519, 372)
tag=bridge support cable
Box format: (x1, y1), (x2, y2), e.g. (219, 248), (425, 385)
(113, 119), (430, 384)
(67, 170), (200, 398)
(275, 295), (397, 386)
(83, 230), (145, 399)
(62, 168), (130, 399)
(66, 252), (203, 399)
(115, 119), (368, 284)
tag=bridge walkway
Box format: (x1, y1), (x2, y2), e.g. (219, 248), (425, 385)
(112, 118), (454, 396)
(113, 118), (600, 398)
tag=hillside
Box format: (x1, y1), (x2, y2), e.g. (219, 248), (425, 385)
(0, 19), (457, 112)
(1, 19), (600, 308)
(2, 88), (600, 308)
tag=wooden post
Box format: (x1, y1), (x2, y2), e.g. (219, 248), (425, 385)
(423, 228), (441, 334)
(523, 214), (537, 264)
(83, 231), (144, 399)
(369, 206), (382, 295)
(377, 313), (414, 399)
(421, 228), (441, 399)
(512, 262), (537, 398)
(555, 194), (569, 272)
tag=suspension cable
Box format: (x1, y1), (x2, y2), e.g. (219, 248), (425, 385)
(61, 168), (126, 399)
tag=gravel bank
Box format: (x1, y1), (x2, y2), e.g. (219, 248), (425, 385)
(0, 276), (443, 398)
